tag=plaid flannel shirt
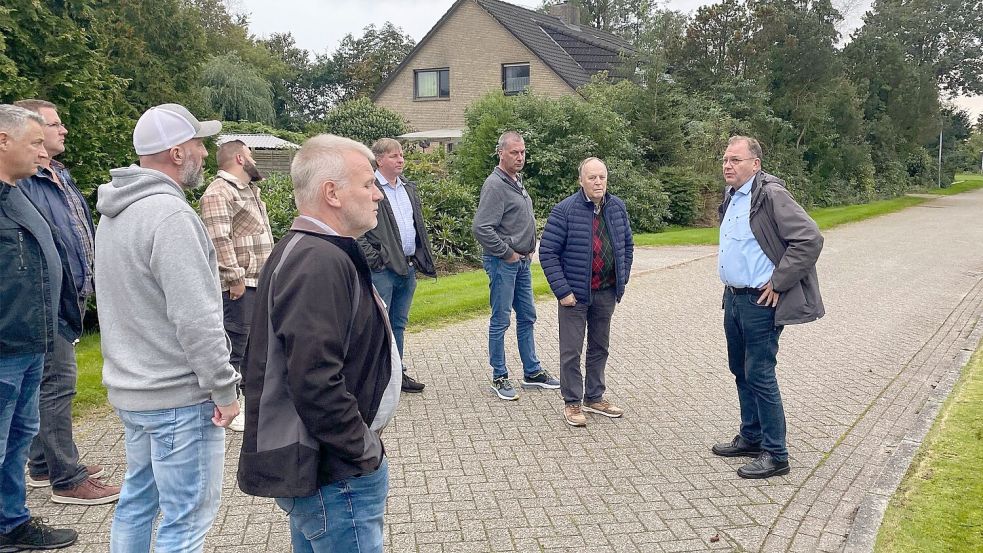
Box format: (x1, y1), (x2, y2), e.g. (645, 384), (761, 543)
(199, 170), (274, 290)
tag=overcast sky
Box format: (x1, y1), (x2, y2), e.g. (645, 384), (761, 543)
(234, 0), (980, 117)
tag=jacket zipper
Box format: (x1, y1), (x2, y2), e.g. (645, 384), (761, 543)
(17, 231), (27, 270)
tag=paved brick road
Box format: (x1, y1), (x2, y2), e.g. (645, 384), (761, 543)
(31, 190), (983, 552)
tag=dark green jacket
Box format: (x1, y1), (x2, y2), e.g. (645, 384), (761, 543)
(357, 178), (436, 278)
(718, 171), (825, 326)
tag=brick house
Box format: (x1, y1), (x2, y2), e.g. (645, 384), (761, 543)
(373, 0), (635, 135)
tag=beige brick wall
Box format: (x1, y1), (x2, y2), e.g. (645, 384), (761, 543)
(376, 0), (577, 131)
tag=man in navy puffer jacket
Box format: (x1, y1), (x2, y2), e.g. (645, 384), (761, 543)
(539, 157), (634, 427)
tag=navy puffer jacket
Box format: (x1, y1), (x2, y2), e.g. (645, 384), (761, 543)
(540, 191), (634, 305)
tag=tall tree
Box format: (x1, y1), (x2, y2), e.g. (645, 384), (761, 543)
(856, 0), (983, 96)
(332, 23), (415, 102)
(0, 0), (133, 188)
(538, 0), (657, 42)
(201, 52), (275, 123)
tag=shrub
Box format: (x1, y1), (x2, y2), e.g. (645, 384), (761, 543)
(404, 149), (479, 265)
(260, 172), (299, 240)
(310, 98), (409, 145)
(453, 91), (641, 216)
(657, 166), (715, 226)
(416, 178), (480, 264)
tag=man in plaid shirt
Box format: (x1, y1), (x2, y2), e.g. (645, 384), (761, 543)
(200, 140), (274, 432)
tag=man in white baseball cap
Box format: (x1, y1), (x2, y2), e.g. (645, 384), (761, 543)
(94, 104), (240, 551)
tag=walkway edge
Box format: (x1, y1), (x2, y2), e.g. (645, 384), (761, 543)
(843, 291), (983, 552)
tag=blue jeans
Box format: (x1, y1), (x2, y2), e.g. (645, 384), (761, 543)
(371, 267), (417, 368)
(723, 289), (787, 461)
(481, 255), (542, 379)
(110, 402), (225, 553)
(275, 458), (389, 553)
(0, 354), (43, 534)
(28, 333), (88, 490)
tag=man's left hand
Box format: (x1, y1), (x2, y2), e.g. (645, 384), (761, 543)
(757, 281), (780, 307)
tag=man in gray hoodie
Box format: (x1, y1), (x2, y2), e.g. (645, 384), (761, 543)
(95, 104), (240, 552)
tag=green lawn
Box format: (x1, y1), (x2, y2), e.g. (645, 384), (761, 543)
(410, 263), (552, 328)
(636, 191), (942, 247)
(875, 341), (983, 553)
(924, 172), (983, 196)
(74, 333), (108, 416)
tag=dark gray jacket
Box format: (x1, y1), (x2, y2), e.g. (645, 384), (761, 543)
(472, 167), (537, 259)
(718, 171), (825, 326)
(357, 178), (435, 277)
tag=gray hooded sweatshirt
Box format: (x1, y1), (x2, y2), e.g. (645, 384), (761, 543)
(95, 165), (240, 411)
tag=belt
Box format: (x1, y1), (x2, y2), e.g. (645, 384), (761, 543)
(725, 286), (761, 295)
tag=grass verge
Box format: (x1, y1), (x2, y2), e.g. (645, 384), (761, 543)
(874, 341), (983, 552)
(636, 193), (931, 247)
(923, 173), (983, 196)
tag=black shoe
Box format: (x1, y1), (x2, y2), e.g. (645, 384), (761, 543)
(737, 452), (790, 479)
(401, 373), (425, 393)
(0, 517), (78, 551)
(711, 434), (763, 457)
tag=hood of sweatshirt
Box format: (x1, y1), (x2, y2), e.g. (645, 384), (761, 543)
(97, 165), (187, 218)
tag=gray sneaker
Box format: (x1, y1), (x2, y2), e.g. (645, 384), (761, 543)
(490, 377), (519, 401)
(521, 369), (560, 389)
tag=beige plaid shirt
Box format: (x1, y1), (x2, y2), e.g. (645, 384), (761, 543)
(200, 170), (274, 290)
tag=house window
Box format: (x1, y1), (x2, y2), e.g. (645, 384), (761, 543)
(502, 63), (530, 95)
(414, 68), (450, 99)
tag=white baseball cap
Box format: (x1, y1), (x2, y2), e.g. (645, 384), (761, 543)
(132, 103), (222, 155)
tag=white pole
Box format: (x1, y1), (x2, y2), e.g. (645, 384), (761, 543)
(937, 127), (943, 188)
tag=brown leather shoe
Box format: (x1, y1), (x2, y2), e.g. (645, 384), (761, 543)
(564, 404), (587, 427)
(582, 399), (624, 418)
(51, 477), (121, 505)
(27, 464), (105, 488)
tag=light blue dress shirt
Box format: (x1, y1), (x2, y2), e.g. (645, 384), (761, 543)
(375, 170), (416, 256)
(718, 177), (775, 288)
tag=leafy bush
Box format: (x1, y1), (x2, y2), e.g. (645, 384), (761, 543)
(657, 166), (715, 226)
(404, 149), (479, 265)
(454, 91), (643, 218)
(260, 172), (299, 240)
(309, 98), (409, 145)
(416, 178), (480, 264)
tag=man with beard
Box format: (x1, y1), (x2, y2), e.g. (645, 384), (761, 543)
(200, 140), (274, 432)
(95, 104), (241, 552)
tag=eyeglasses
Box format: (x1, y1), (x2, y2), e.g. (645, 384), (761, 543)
(46, 122), (67, 130)
(721, 157), (755, 166)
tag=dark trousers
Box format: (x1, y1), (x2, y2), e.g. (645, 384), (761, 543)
(223, 287), (256, 372)
(723, 288), (787, 461)
(558, 287), (617, 405)
(27, 334), (87, 490)
(371, 267), (417, 372)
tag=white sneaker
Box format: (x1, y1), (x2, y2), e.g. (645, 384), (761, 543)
(228, 398), (245, 432)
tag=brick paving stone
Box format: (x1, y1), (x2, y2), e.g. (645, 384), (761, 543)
(28, 191), (983, 551)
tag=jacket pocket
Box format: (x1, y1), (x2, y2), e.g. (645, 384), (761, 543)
(230, 201), (267, 237)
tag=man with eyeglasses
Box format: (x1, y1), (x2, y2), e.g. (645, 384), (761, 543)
(711, 135), (824, 479)
(14, 100), (119, 505)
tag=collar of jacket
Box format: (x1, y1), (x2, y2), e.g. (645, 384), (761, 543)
(579, 189), (608, 211)
(216, 169), (250, 190)
(493, 167), (525, 193)
(290, 216), (341, 236)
